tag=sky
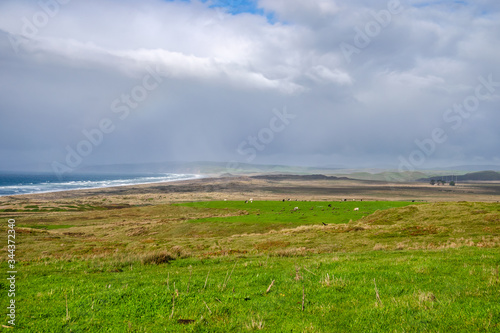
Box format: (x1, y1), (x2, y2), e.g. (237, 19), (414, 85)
(0, 0), (499, 174)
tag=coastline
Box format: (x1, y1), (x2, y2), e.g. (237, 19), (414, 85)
(0, 173), (207, 198)
(1, 174), (499, 209)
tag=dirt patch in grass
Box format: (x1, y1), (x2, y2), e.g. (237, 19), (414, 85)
(62, 232), (89, 237)
(485, 214), (500, 223)
(201, 249), (249, 257)
(345, 226), (366, 232)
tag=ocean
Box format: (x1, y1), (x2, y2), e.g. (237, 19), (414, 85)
(0, 172), (202, 196)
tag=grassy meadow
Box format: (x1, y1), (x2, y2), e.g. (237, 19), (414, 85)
(1, 199), (499, 331)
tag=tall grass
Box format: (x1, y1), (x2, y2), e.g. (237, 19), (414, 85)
(6, 248), (500, 331)
(1, 200), (498, 331)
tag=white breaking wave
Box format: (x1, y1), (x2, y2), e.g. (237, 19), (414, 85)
(0, 174), (203, 196)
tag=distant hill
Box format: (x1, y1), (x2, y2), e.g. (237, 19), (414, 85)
(76, 161), (342, 176)
(250, 174), (349, 181)
(455, 171), (500, 181)
(77, 162), (492, 183)
(54, 161), (500, 183)
(418, 171), (500, 182)
(341, 171), (429, 182)
(426, 165), (500, 172)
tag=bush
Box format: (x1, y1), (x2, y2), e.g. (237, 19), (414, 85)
(141, 251), (175, 265)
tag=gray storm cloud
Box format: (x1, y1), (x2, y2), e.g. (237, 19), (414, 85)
(0, 0), (499, 172)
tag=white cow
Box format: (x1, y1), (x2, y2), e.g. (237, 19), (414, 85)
(354, 207), (359, 211)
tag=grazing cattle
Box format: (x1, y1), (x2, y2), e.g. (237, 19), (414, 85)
(328, 204), (332, 207)
(293, 207), (299, 211)
(245, 200), (248, 204)
(354, 207), (359, 211)
(282, 199), (285, 202)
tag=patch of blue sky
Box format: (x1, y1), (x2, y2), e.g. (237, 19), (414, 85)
(202, 0), (261, 15)
(410, 0), (493, 16)
(163, 0), (277, 23)
(410, 0), (468, 8)
(207, 0), (278, 23)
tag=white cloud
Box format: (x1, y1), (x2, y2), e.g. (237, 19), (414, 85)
(0, 0), (308, 93)
(306, 65), (353, 85)
(0, 0), (499, 170)
(259, 0), (339, 24)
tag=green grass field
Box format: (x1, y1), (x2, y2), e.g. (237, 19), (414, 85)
(2, 200), (499, 331)
(179, 200), (416, 225)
